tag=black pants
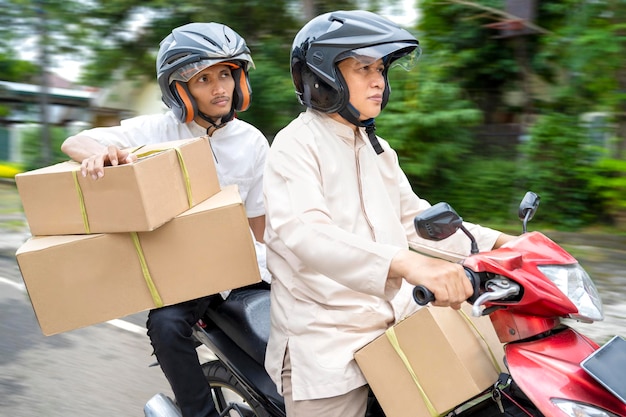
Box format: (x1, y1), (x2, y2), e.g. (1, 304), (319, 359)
(146, 296), (220, 417)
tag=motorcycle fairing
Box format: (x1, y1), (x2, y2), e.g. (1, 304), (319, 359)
(505, 328), (626, 416)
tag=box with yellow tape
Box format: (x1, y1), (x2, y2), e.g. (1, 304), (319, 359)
(16, 185), (260, 336)
(15, 136), (219, 235)
(354, 304), (505, 417)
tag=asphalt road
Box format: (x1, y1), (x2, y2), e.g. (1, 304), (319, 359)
(0, 253), (177, 417)
(2, 234), (625, 417)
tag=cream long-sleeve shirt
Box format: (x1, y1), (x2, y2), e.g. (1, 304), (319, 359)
(263, 109), (501, 401)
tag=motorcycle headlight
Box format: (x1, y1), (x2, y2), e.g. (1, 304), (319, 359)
(552, 398), (619, 417)
(537, 264), (604, 322)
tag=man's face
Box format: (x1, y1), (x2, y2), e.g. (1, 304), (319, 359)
(186, 63), (235, 121)
(337, 56), (385, 121)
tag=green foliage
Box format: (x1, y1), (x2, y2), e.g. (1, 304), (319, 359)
(417, 0), (522, 115)
(516, 113), (600, 229)
(588, 157), (626, 216)
(1, 0), (624, 234)
(540, 0), (626, 111)
(377, 58), (482, 194)
(20, 126), (70, 171)
(0, 54), (39, 83)
(435, 157), (521, 225)
(236, 37), (302, 140)
(74, 0), (304, 87)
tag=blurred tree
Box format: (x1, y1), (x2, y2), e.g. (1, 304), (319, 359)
(517, 113), (600, 229)
(0, 54), (39, 83)
(539, 0), (626, 158)
(0, 0), (90, 79)
(417, 0), (567, 126)
(0, 54), (39, 122)
(377, 50), (482, 199)
(0, 0), (405, 137)
(20, 125), (70, 170)
(238, 36), (303, 139)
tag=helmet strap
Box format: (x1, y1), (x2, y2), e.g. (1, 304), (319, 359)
(364, 119), (383, 155)
(199, 109), (234, 135)
(338, 105), (384, 155)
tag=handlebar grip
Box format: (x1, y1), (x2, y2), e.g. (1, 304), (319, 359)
(413, 285), (435, 306)
(412, 268), (480, 306)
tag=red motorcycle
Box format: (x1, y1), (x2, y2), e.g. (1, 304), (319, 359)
(413, 191), (626, 417)
(145, 192), (625, 417)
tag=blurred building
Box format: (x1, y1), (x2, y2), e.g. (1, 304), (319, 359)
(0, 72), (163, 164)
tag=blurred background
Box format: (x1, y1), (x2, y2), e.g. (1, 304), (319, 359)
(1, 0), (625, 231)
(0, 0), (626, 231)
(0, 0), (625, 416)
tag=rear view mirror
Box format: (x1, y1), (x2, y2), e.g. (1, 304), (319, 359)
(414, 202), (463, 241)
(518, 191), (540, 233)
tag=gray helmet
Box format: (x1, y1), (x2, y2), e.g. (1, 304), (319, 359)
(156, 22), (254, 124)
(290, 10), (420, 114)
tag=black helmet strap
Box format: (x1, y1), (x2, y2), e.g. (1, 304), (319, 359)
(199, 108), (234, 134)
(364, 120), (383, 155)
(338, 105), (384, 155)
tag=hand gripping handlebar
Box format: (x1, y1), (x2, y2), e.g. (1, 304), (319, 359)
(412, 268), (480, 306)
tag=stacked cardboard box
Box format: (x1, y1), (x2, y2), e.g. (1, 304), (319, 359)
(15, 137), (261, 336)
(355, 304), (506, 417)
(16, 137), (221, 235)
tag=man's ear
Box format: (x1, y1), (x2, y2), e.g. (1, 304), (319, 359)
(171, 81), (197, 123)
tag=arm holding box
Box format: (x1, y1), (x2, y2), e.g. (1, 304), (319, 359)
(61, 135), (137, 180)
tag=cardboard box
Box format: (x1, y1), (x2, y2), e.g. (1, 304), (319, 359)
(16, 136), (220, 235)
(355, 305), (505, 417)
(16, 185), (261, 336)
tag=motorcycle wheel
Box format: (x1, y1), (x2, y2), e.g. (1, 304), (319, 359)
(202, 360), (272, 417)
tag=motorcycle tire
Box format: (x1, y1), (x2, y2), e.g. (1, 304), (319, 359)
(202, 360), (273, 417)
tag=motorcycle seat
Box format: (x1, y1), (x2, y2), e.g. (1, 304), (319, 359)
(209, 287), (271, 365)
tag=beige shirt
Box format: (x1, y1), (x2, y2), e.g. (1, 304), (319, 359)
(263, 109), (500, 401)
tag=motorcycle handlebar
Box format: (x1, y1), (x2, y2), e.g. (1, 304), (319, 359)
(413, 268), (478, 306)
(412, 285), (435, 306)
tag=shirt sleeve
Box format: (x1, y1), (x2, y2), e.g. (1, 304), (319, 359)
(244, 132), (269, 218)
(76, 113), (186, 148)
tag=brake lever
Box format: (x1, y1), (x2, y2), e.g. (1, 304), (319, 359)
(471, 278), (520, 317)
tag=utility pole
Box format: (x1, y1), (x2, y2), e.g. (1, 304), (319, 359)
(35, 0), (52, 165)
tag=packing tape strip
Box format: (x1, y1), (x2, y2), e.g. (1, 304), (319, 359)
(71, 170), (91, 234)
(70, 174), (164, 306)
(385, 326), (439, 417)
(457, 309), (502, 374)
(130, 231), (164, 308)
(384, 309), (501, 417)
(174, 148), (193, 208)
(134, 147), (194, 208)
(70, 146), (195, 234)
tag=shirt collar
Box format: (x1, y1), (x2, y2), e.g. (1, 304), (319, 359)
(306, 108), (368, 149)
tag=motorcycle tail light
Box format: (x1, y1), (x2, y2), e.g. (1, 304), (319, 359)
(551, 399), (619, 417)
(537, 264), (604, 322)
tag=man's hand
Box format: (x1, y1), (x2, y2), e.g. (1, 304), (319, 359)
(389, 249), (472, 309)
(81, 146), (137, 179)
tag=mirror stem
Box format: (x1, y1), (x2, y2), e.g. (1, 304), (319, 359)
(460, 225), (479, 254)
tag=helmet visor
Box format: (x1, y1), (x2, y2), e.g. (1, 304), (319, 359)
(170, 60), (240, 83)
(170, 61), (212, 83)
(336, 43), (421, 71)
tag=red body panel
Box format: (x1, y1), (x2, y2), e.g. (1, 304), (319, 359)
(461, 232), (625, 415)
(464, 232), (579, 319)
(506, 328), (626, 416)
